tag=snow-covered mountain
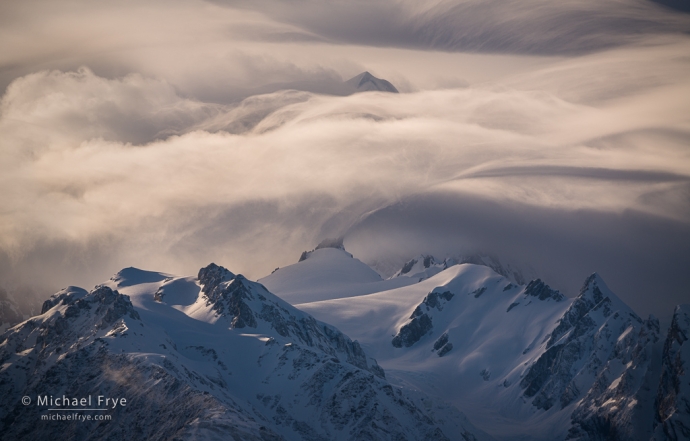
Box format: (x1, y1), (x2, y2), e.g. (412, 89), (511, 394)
(260, 248), (417, 304)
(0, 264), (489, 441)
(265, 246), (688, 441)
(344, 72), (399, 94)
(1, 243), (687, 440)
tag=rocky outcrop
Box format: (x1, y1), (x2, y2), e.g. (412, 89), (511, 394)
(198, 263), (383, 377)
(392, 291), (454, 348)
(433, 332), (449, 351)
(524, 279), (565, 302)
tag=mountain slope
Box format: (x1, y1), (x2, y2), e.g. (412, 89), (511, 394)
(298, 265), (667, 441)
(0, 264), (489, 441)
(260, 248), (417, 304)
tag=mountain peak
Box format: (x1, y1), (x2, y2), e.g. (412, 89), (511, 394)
(299, 237), (350, 262)
(344, 71), (398, 94)
(197, 263), (235, 294)
(577, 272), (630, 314)
(110, 267), (170, 287)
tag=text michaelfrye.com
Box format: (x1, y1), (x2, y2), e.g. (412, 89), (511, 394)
(20, 394), (126, 422)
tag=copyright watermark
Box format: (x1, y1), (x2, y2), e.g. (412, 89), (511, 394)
(22, 394), (127, 409)
(19, 394), (126, 422)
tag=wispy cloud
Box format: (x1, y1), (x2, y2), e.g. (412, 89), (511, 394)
(210, 0), (690, 54)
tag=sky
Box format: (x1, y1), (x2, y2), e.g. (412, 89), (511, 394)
(0, 0), (689, 318)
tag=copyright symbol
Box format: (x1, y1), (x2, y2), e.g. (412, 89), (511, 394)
(21, 396), (31, 405)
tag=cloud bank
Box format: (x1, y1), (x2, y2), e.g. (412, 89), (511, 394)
(212, 0), (690, 54)
(0, 0), (689, 318)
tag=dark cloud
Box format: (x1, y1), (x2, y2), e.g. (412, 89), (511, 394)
(344, 190), (690, 321)
(210, 0), (690, 54)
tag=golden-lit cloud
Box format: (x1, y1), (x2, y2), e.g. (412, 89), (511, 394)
(0, 0), (688, 317)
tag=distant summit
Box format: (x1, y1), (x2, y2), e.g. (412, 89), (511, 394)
(344, 71), (398, 94)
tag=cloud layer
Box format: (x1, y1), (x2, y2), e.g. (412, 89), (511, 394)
(213, 0), (690, 54)
(0, 0), (689, 318)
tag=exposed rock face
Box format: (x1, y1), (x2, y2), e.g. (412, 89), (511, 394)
(392, 291), (454, 348)
(524, 279), (565, 302)
(198, 264), (383, 377)
(433, 332), (449, 351)
(652, 305), (690, 441)
(392, 314), (433, 348)
(400, 255), (436, 276)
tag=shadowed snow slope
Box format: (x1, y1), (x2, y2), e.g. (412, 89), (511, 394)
(0, 264), (490, 441)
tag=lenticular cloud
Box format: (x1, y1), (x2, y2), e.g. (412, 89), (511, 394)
(0, 36), (689, 316)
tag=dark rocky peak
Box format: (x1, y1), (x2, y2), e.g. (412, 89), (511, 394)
(196, 264), (384, 377)
(198, 264), (256, 328)
(198, 263), (235, 295)
(547, 273), (639, 349)
(576, 273), (629, 312)
(524, 279), (565, 302)
(344, 71), (399, 94)
(203, 272), (258, 329)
